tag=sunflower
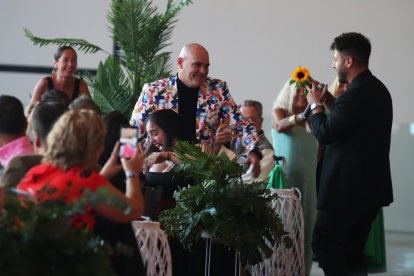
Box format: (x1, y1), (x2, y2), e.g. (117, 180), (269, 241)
(289, 66), (312, 96)
(291, 66), (310, 83)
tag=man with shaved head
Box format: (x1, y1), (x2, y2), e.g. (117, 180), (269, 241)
(130, 43), (261, 176)
(130, 43), (262, 274)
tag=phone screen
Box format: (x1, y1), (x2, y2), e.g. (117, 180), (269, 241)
(119, 127), (138, 158)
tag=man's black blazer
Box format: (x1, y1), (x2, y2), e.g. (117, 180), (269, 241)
(309, 69), (393, 209)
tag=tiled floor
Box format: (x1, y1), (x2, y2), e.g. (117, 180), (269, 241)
(310, 231), (414, 276)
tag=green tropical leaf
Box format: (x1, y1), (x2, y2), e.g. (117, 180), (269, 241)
(84, 56), (134, 117)
(23, 28), (107, 55)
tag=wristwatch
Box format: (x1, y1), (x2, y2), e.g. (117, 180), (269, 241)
(310, 103), (323, 111)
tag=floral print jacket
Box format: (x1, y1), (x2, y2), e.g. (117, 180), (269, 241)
(130, 75), (258, 152)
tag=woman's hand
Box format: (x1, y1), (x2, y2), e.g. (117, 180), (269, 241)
(144, 151), (169, 169)
(121, 146), (144, 174)
(100, 142), (123, 180)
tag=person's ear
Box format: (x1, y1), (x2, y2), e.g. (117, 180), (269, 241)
(33, 132), (43, 150)
(177, 57), (184, 69)
(345, 56), (353, 68)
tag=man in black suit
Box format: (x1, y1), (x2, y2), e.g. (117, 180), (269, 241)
(305, 32), (393, 275)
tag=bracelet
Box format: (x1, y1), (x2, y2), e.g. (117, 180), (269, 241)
(288, 115), (297, 126)
(167, 151), (171, 160)
(125, 169), (139, 179)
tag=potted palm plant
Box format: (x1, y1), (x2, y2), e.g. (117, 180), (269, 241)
(24, 0), (192, 117)
(159, 142), (293, 267)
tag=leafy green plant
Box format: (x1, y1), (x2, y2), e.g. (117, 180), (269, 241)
(0, 187), (132, 276)
(158, 142), (292, 266)
(24, 0), (193, 117)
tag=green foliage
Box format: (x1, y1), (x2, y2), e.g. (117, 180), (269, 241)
(83, 56), (133, 115)
(24, 0), (193, 118)
(23, 28), (105, 55)
(0, 187), (132, 275)
(159, 142), (292, 266)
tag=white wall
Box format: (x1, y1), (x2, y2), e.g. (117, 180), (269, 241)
(1, 0), (413, 232)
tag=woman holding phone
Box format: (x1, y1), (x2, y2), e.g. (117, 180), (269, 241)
(17, 109), (145, 226)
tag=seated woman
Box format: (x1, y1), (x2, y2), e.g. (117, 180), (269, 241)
(26, 46), (91, 116)
(143, 109), (189, 218)
(96, 110), (146, 276)
(17, 109), (144, 229)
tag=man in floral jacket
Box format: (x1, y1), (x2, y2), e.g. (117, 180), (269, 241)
(130, 43), (261, 177)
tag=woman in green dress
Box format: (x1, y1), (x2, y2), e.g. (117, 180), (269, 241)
(272, 79), (318, 276)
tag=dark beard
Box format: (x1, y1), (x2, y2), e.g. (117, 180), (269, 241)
(337, 69), (347, 84)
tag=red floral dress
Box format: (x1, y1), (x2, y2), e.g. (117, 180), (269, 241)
(17, 163), (109, 230)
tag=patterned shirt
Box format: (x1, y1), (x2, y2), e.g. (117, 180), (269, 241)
(130, 75), (258, 152)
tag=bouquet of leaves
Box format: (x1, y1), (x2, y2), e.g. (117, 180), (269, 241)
(290, 66), (312, 96)
(158, 141), (292, 266)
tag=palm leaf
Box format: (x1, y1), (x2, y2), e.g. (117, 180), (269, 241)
(23, 28), (107, 55)
(84, 56), (133, 117)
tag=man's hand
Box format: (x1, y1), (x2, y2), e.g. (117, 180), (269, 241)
(306, 79), (325, 104)
(245, 152), (261, 178)
(215, 124), (232, 145)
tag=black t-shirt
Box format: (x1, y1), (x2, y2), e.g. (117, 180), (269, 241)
(176, 76), (199, 143)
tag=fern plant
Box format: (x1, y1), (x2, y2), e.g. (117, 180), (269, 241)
(24, 0), (192, 117)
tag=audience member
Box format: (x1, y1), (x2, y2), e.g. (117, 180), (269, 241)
(142, 108), (239, 275)
(96, 110), (146, 276)
(0, 165), (3, 211)
(272, 81), (317, 275)
(2, 100), (68, 188)
(237, 100), (274, 183)
(69, 95), (101, 114)
(130, 43), (261, 177)
(305, 32), (393, 276)
(26, 46), (90, 115)
(40, 88), (71, 106)
(143, 109), (189, 218)
(17, 109), (145, 226)
(0, 95), (34, 167)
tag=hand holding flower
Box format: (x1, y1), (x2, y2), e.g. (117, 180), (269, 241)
(290, 66), (312, 96)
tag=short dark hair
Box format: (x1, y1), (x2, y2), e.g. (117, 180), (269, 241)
(330, 32), (371, 66)
(69, 95), (101, 115)
(240, 100), (263, 118)
(29, 100), (68, 145)
(41, 89), (70, 106)
(0, 95), (26, 135)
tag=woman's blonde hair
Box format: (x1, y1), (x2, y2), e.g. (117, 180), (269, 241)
(44, 109), (106, 171)
(272, 79), (296, 115)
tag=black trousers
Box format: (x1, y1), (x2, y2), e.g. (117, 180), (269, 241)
(312, 206), (380, 276)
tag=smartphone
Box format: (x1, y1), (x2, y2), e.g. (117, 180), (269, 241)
(119, 126), (138, 159)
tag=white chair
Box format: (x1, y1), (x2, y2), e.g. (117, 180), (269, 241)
(131, 220), (172, 276)
(250, 188), (305, 276)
